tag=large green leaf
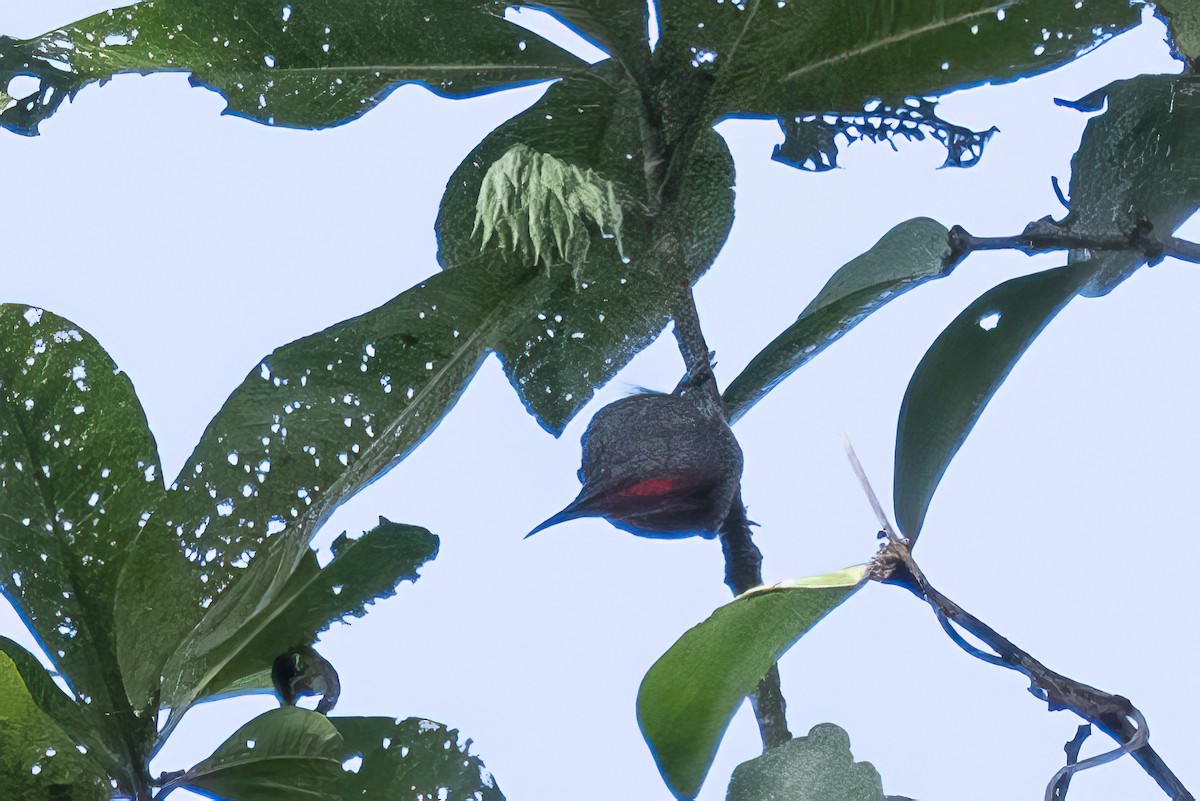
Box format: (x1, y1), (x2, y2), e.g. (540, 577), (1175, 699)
(656, 0), (1141, 119)
(509, 1), (651, 73)
(0, 648), (111, 801)
(168, 706), (343, 801)
(169, 517), (438, 712)
(115, 265), (516, 717)
(331, 716), (506, 801)
(437, 71), (735, 432)
(0, 305), (162, 733)
(726, 723), (884, 801)
(637, 566), (868, 800)
(893, 265), (1088, 541)
(1156, 1), (1200, 61)
(1058, 75), (1200, 296)
(0, 0), (586, 135)
(724, 218), (951, 424)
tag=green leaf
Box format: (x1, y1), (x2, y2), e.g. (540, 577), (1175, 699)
(509, 1), (651, 73)
(0, 305), (163, 722)
(655, 0), (1141, 120)
(171, 706), (343, 800)
(894, 265), (1088, 541)
(727, 723), (884, 801)
(437, 72), (735, 432)
(171, 517), (438, 710)
(637, 566), (868, 800)
(0, 648), (111, 801)
(115, 265), (515, 717)
(331, 716), (506, 801)
(0, 0), (586, 135)
(724, 218), (952, 424)
(1058, 75), (1200, 296)
(1156, 1), (1200, 61)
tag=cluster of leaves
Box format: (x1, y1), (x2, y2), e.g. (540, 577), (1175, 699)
(0, 0), (1197, 800)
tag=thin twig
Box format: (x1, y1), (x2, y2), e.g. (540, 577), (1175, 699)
(1048, 725), (1091, 801)
(945, 222), (1200, 268)
(842, 445), (1193, 801)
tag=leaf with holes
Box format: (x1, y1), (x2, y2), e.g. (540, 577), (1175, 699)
(437, 71), (735, 433)
(331, 717), (506, 801)
(724, 218), (951, 424)
(1057, 75), (1200, 296)
(167, 517), (437, 713)
(114, 264), (519, 718)
(637, 566), (868, 800)
(0, 305), (163, 744)
(507, 1), (651, 74)
(166, 706), (343, 801)
(0, 0), (586, 135)
(727, 723), (884, 801)
(0, 648), (112, 801)
(894, 265), (1089, 541)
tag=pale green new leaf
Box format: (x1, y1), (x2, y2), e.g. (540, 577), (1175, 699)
(724, 218), (951, 423)
(170, 707), (343, 801)
(893, 265), (1088, 541)
(727, 723), (884, 801)
(0, 305), (163, 732)
(0, 0), (586, 135)
(638, 566), (868, 800)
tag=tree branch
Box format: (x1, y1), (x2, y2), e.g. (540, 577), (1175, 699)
(945, 222), (1200, 267)
(1048, 724), (1091, 801)
(869, 538), (1194, 801)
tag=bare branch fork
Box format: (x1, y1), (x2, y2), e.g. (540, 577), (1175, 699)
(843, 442), (1194, 801)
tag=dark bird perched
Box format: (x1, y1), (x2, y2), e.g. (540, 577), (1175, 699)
(528, 375), (743, 539)
(271, 644), (341, 715)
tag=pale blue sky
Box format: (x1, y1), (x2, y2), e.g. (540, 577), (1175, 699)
(1, 4), (1197, 800)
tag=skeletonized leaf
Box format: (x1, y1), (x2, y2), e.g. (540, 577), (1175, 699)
(637, 566), (868, 800)
(893, 265), (1087, 541)
(175, 517), (438, 707)
(0, 649), (111, 801)
(172, 707), (343, 801)
(332, 717), (506, 800)
(727, 723), (884, 801)
(0, 305), (163, 726)
(1058, 75), (1200, 296)
(724, 218), (951, 424)
(0, 0), (585, 135)
(115, 264), (517, 717)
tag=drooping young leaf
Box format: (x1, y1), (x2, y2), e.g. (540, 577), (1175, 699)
(893, 265), (1088, 542)
(724, 218), (952, 424)
(115, 264), (517, 717)
(168, 706), (343, 801)
(1155, 1), (1200, 61)
(0, 649), (112, 801)
(437, 71), (735, 432)
(331, 716), (506, 801)
(169, 517), (438, 710)
(1056, 75), (1200, 296)
(0, 305), (163, 725)
(656, 0), (1141, 118)
(0, 0), (586, 135)
(637, 566), (868, 800)
(508, 0), (651, 73)
(726, 723), (884, 801)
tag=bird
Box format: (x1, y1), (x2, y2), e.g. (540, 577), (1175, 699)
(271, 644), (341, 715)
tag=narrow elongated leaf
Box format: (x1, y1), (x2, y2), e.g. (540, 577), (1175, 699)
(437, 72), (735, 432)
(1156, 1), (1200, 61)
(894, 265), (1088, 541)
(638, 566), (868, 800)
(171, 517), (438, 710)
(1057, 75), (1200, 296)
(172, 706), (343, 801)
(0, 0), (586, 135)
(656, 0), (1140, 119)
(0, 649), (111, 801)
(332, 717), (506, 800)
(727, 723), (884, 801)
(115, 264), (517, 717)
(0, 306), (163, 728)
(724, 218), (951, 424)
